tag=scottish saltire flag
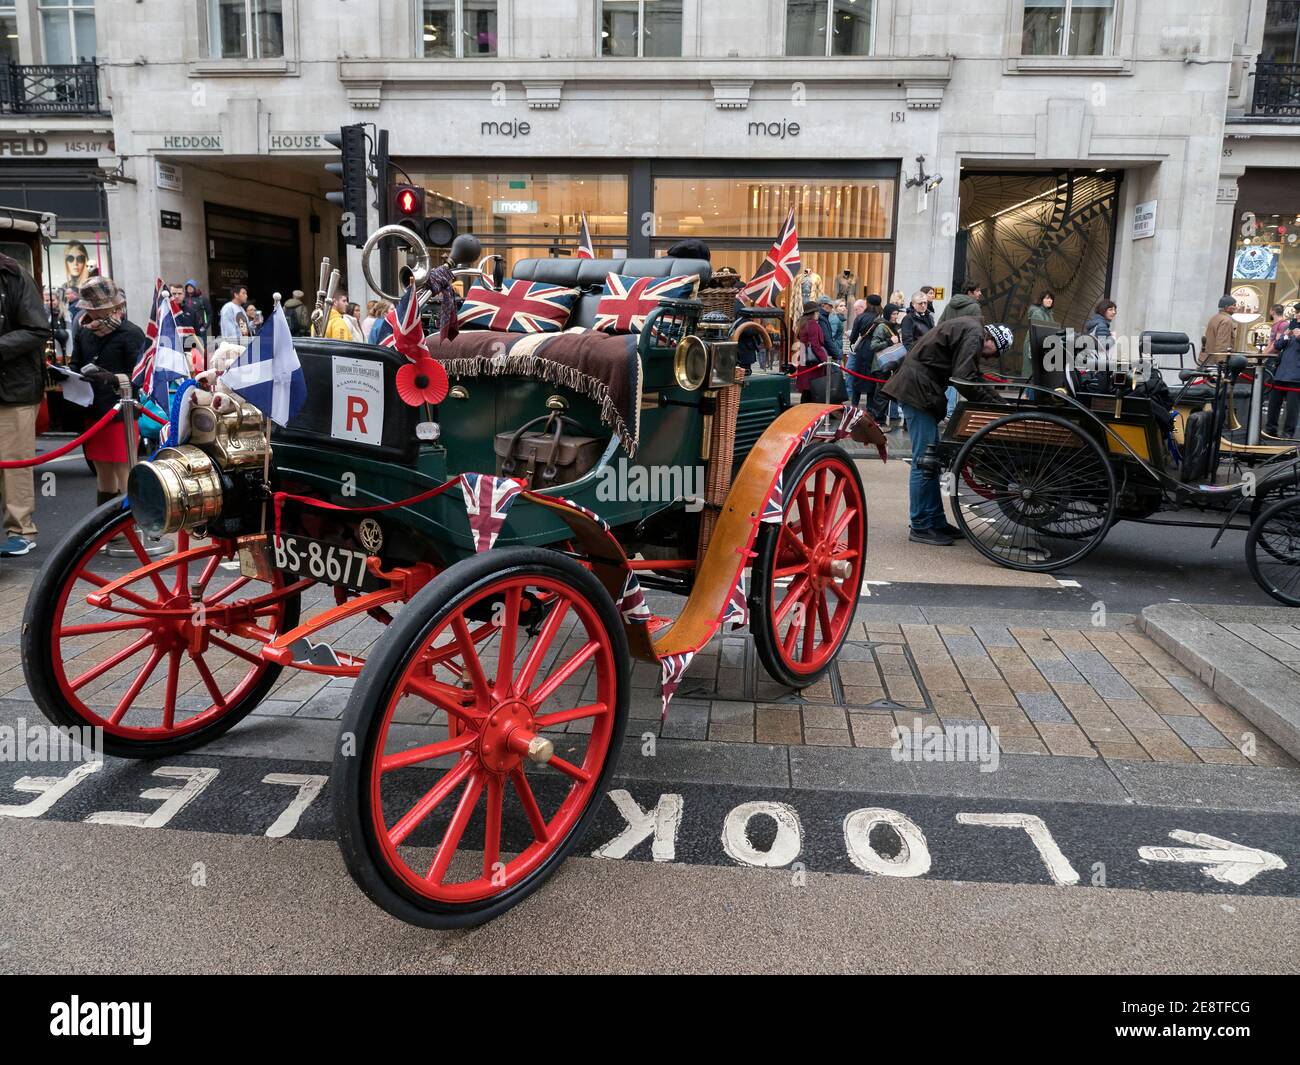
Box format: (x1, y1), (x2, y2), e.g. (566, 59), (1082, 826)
(223, 302), (306, 426)
(131, 278), (166, 390)
(148, 292), (192, 411)
(659, 651), (695, 718)
(740, 208), (800, 308)
(577, 212), (594, 259)
(373, 284), (429, 361)
(461, 473), (525, 552)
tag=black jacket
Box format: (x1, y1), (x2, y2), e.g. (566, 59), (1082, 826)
(882, 317), (994, 421)
(849, 310), (879, 355)
(72, 319), (147, 418)
(0, 254), (52, 406)
(900, 307), (934, 350)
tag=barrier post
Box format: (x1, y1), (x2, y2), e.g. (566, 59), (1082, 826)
(117, 374), (137, 465)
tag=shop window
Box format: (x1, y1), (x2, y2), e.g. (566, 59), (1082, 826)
(207, 0), (284, 60)
(420, 0), (497, 58)
(38, 0), (96, 64)
(786, 0), (873, 58)
(0, 4), (18, 64)
(1021, 0), (1114, 57)
(401, 170), (629, 275)
(600, 0), (683, 58)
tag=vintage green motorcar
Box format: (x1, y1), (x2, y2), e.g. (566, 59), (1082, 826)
(23, 234), (877, 928)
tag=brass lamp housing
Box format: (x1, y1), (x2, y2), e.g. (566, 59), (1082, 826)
(128, 445), (224, 537)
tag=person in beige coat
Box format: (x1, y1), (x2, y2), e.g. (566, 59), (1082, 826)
(1200, 295), (1239, 365)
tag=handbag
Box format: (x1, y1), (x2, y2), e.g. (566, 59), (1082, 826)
(875, 342), (907, 372)
(494, 412), (605, 489)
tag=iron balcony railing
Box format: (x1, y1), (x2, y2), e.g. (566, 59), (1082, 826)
(1251, 61), (1300, 117)
(0, 61), (104, 115)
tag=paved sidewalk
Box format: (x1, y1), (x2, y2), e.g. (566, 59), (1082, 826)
(1142, 603), (1300, 762)
(5, 566), (1289, 769)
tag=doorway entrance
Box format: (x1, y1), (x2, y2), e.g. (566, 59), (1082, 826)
(205, 203), (301, 325)
(955, 169), (1121, 354)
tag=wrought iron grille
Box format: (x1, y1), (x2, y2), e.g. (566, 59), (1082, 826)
(0, 62), (103, 115)
(1252, 62), (1300, 116)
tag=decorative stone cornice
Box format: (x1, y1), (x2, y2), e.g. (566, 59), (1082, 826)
(346, 81), (382, 110)
(712, 79), (753, 110)
(905, 82), (944, 110)
(523, 80), (563, 110)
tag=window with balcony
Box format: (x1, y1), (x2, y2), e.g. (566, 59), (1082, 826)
(600, 0), (683, 58)
(1021, 0), (1114, 56)
(786, 0), (873, 57)
(1254, 1), (1300, 116)
(208, 0), (284, 60)
(421, 0), (497, 57)
(0, 3), (18, 63)
(38, 0), (96, 63)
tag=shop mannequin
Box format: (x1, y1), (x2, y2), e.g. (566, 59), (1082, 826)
(798, 268), (823, 305)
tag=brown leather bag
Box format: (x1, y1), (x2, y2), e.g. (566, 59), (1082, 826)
(494, 413), (604, 489)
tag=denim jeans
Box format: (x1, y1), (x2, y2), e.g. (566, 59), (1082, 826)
(901, 403), (946, 531)
(944, 386), (959, 419)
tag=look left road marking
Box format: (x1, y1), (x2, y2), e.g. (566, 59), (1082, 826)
(957, 812), (1080, 886)
(0, 760), (101, 819)
(85, 766), (218, 828)
(1139, 830), (1286, 887)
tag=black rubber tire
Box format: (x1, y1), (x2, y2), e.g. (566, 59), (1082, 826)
(333, 547), (630, 929)
(1247, 495), (1300, 607)
(22, 499), (301, 759)
(949, 411), (1116, 573)
(750, 442), (866, 689)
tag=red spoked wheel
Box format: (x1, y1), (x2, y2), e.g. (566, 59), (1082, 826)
(334, 547), (628, 928)
(751, 443), (867, 688)
(23, 499), (303, 758)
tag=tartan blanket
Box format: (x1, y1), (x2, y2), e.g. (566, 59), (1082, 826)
(427, 328), (643, 456)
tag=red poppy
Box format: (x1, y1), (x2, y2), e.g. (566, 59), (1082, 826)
(396, 356), (449, 407)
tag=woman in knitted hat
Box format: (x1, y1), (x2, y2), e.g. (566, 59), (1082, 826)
(70, 277), (146, 516)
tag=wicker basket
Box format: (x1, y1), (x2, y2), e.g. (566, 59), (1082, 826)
(698, 268), (743, 318)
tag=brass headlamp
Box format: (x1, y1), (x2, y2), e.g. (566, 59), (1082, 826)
(128, 390), (271, 537)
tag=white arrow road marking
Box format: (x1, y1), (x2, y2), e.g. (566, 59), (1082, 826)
(956, 812), (1080, 886)
(1138, 830), (1287, 886)
(860, 580), (890, 599)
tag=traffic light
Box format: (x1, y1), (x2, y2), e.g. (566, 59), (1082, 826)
(393, 184), (425, 224)
(324, 124), (368, 248)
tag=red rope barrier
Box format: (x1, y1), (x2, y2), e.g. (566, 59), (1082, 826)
(138, 405), (168, 426)
(0, 406), (121, 469)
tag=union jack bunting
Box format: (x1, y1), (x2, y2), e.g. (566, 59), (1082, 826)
(577, 212), (595, 259)
(739, 207), (800, 308)
(593, 273), (699, 335)
(761, 471), (784, 524)
(145, 291), (191, 411)
(460, 473), (525, 552)
(373, 284), (429, 361)
(617, 571), (651, 625)
(659, 650), (695, 718)
(130, 278), (166, 391)
(556, 496), (611, 532)
(457, 279), (579, 335)
(722, 573), (749, 630)
(833, 404), (864, 439)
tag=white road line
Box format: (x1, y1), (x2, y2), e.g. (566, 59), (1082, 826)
(1055, 578), (1081, 588)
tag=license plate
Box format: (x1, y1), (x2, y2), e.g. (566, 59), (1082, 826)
(264, 534), (381, 592)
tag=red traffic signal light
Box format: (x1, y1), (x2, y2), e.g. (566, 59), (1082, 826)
(394, 184), (424, 218)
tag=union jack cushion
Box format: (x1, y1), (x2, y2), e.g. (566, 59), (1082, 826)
(593, 273), (700, 335)
(457, 279), (580, 334)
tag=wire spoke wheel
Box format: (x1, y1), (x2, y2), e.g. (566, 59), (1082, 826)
(950, 412), (1116, 572)
(335, 548), (628, 928)
(752, 444), (866, 688)
(1247, 495), (1300, 606)
(23, 500), (301, 757)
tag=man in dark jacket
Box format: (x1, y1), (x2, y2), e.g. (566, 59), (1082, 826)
(0, 253), (53, 555)
(183, 280), (212, 337)
(937, 280), (984, 325)
(883, 319), (1014, 546)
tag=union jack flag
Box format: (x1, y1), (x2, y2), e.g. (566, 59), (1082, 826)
(739, 207), (800, 308)
(457, 279), (579, 334)
(555, 496), (611, 533)
(659, 650), (695, 718)
(577, 212), (595, 260)
(761, 471), (784, 524)
(460, 473), (525, 552)
(130, 278), (166, 391)
(373, 284), (429, 361)
(722, 573), (749, 630)
(593, 273), (699, 335)
(617, 571), (651, 624)
(136, 287), (190, 410)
